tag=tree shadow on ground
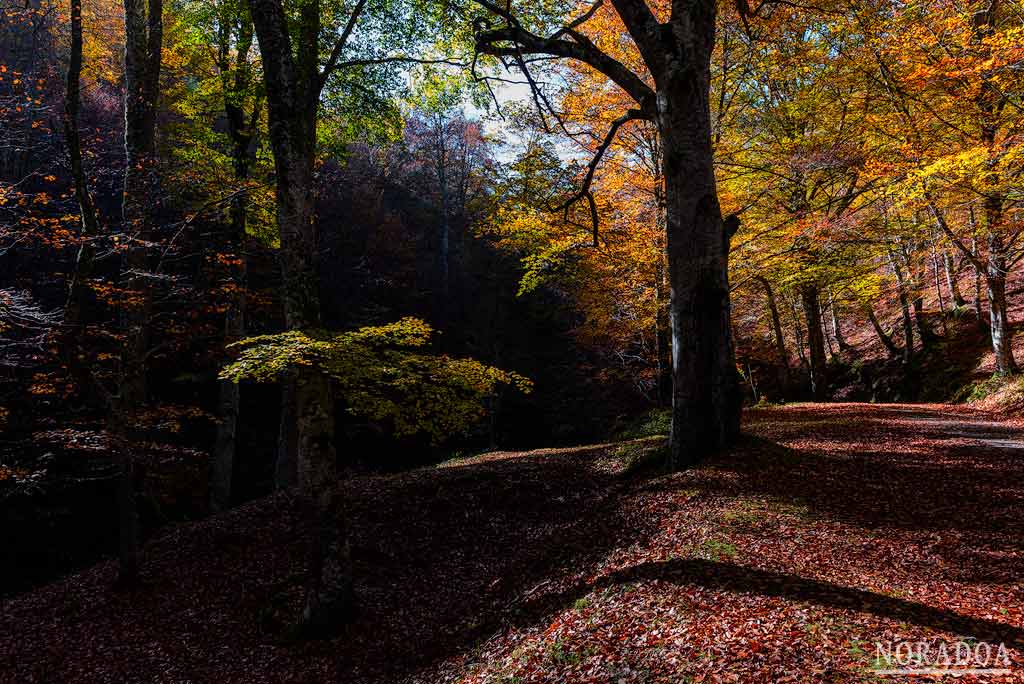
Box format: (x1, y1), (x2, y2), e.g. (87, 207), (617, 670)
(514, 557), (1024, 652)
(671, 406), (1024, 584)
(5, 408), (1023, 683)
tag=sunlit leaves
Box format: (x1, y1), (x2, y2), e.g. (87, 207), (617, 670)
(220, 318), (531, 442)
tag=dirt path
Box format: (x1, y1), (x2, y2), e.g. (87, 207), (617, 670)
(1, 403), (1022, 683)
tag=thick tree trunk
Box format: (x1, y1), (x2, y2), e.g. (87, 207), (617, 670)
(658, 13), (740, 468)
(800, 284), (827, 400)
(250, 0), (352, 628)
(757, 277), (789, 399)
(986, 257), (1017, 374)
(865, 304), (900, 358)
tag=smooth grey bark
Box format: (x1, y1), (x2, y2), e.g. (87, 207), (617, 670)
(943, 250), (965, 308)
(800, 284), (827, 400)
(931, 203), (1017, 372)
(986, 237), (1017, 374)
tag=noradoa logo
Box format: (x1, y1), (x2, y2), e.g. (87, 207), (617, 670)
(872, 640), (1013, 676)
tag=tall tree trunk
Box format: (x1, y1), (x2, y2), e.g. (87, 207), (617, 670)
(800, 284), (827, 400)
(434, 117), (451, 326)
(931, 248), (946, 315)
(757, 276), (789, 399)
(789, 294), (808, 369)
(63, 0), (98, 328)
(865, 304), (900, 358)
(659, 7), (741, 468)
(63, 0), (100, 403)
(943, 250), (965, 308)
(974, 3), (1015, 372)
(250, 0), (352, 628)
(210, 19), (256, 511)
(112, 0), (162, 587)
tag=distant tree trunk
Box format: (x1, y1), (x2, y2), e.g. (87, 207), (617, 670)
(828, 290), (851, 352)
(210, 14), (257, 512)
(865, 304), (900, 358)
(63, 0), (98, 328)
(823, 317), (836, 358)
(943, 250), (965, 308)
(63, 0), (101, 404)
(973, 238), (984, 320)
(931, 248), (946, 315)
(902, 249), (935, 346)
(800, 284), (827, 400)
(111, 0), (162, 587)
(433, 114), (451, 325)
(888, 250), (916, 364)
(757, 276), (789, 399)
(250, 0), (352, 628)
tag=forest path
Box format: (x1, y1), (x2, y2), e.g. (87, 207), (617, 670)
(2, 403), (1023, 683)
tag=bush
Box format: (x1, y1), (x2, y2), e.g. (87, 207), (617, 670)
(616, 408), (671, 440)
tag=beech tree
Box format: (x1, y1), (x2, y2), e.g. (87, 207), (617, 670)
(247, 0), (448, 628)
(472, 0), (750, 467)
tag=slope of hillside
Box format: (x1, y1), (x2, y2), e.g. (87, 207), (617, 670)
(2, 404), (1022, 683)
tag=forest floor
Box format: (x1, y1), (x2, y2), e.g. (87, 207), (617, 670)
(2, 403), (1023, 683)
